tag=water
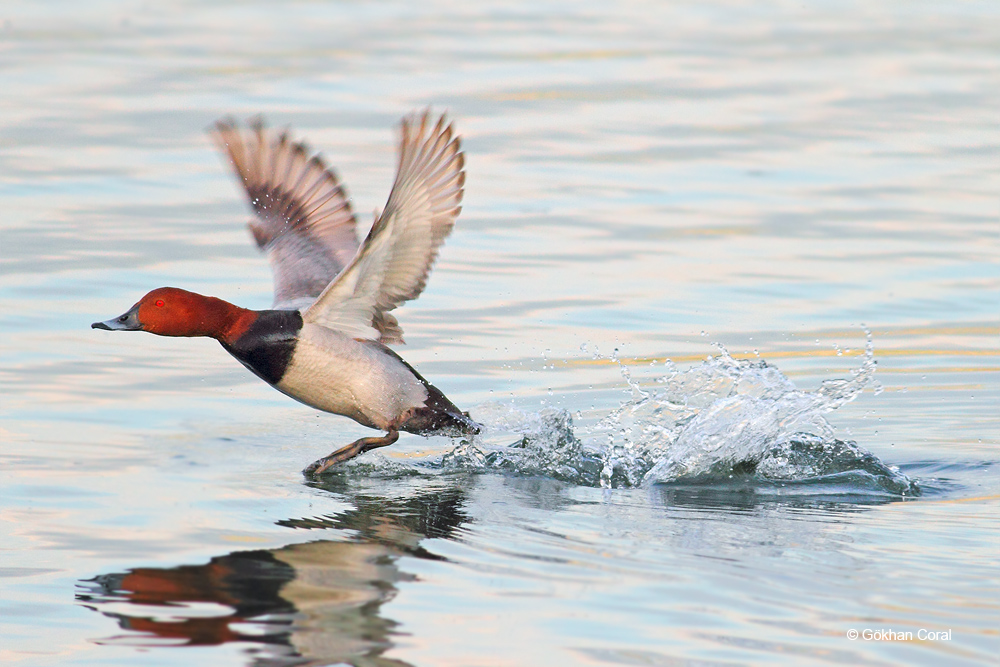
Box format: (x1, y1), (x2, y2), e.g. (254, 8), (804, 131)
(440, 333), (919, 497)
(2, 1), (998, 665)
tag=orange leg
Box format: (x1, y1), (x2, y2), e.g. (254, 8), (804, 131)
(303, 430), (400, 475)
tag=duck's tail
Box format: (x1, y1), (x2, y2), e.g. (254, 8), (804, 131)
(399, 406), (482, 437)
(399, 383), (483, 437)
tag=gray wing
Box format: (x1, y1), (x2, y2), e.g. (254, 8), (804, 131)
(212, 118), (360, 310)
(302, 111), (465, 344)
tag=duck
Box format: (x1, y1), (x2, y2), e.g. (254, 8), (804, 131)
(93, 111), (480, 474)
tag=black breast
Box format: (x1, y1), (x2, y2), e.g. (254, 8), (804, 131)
(221, 310), (303, 385)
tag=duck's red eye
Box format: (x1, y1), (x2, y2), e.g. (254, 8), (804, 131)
(155, 299), (165, 307)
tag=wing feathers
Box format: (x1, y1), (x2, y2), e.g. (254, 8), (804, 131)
(212, 118), (361, 309)
(302, 111), (465, 344)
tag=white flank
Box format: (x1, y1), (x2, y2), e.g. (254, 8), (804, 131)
(276, 323), (428, 430)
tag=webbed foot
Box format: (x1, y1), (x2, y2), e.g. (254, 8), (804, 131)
(303, 430), (400, 475)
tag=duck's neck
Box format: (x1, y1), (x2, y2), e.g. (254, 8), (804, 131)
(189, 295), (257, 344)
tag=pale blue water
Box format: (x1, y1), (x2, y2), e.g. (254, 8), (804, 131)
(2, 1), (998, 665)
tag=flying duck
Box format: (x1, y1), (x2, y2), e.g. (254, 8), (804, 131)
(93, 112), (480, 473)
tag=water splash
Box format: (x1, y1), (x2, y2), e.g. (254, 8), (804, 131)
(448, 330), (917, 496)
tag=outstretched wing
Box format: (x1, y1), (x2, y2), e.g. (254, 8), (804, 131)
(302, 112), (465, 344)
(212, 118), (360, 310)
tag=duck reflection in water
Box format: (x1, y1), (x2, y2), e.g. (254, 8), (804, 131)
(77, 476), (471, 667)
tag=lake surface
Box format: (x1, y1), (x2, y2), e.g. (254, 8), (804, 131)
(2, 1), (998, 665)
